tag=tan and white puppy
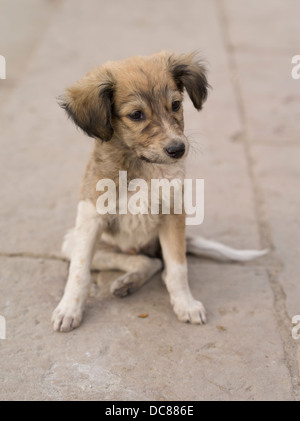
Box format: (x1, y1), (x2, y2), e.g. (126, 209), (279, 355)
(52, 52), (266, 332)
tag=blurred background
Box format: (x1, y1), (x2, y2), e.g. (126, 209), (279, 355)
(0, 0), (300, 400)
(1, 0), (299, 268)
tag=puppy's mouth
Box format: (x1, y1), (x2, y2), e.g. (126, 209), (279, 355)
(140, 155), (162, 164)
(140, 155), (179, 165)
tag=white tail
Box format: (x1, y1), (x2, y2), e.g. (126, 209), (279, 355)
(187, 236), (268, 262)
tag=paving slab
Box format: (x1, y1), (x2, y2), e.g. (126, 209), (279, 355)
(224, 0), (300, 52)
(221, 0), (300, 394)
(184, 0), (261, 249)
(223, 0), (300, 142)
(250, 145), (300, 318)
(231, 52), (300, 142)
(0, 0), (60, 109)
(0, 256), (293, 400)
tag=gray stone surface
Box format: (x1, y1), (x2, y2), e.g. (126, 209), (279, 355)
(0, 0), (299, 401)
(0, 256), (293, 400)
(251, 145), (300, 318)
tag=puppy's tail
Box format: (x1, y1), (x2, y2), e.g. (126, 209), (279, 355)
(186, 236), (268, 262)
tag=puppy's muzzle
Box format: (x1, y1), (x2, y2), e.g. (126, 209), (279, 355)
(164, 142), (186, 159)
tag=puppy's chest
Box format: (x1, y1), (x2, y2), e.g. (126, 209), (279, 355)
(102, 212), (160, 252)
(100, 163), (185, 252)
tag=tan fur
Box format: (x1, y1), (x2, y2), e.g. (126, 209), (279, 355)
(52, 51), (209, 331)
(159, 213), (187, 264)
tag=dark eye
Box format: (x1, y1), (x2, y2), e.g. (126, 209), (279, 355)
(172, 100), (181, 112)
(129, 111), (144, 121)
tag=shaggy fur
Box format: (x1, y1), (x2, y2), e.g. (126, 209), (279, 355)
(52, 51), (266, 332)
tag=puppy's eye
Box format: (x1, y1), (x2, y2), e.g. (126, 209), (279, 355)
(172, 100), (181, 112)
(129, 111), (144, 121)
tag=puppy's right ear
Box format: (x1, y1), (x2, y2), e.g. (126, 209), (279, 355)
(59, 69), (115, 141)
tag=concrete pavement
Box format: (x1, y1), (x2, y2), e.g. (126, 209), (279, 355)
(0, 0), (299, 400)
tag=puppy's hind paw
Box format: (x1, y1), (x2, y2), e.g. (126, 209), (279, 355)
(111, 272), (141, 297)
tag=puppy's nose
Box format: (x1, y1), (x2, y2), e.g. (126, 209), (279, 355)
(164, 142), (186, 159)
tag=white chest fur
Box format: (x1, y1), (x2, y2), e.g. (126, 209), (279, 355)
(101, 162), (185, 252)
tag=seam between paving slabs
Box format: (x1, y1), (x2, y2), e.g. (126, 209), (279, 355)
(216, 0), (299, 399)
(0, 252), (67, 262)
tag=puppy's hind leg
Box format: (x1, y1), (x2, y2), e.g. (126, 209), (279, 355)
(92, 250), (162, 297)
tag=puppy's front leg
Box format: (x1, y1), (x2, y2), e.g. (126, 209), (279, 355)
(52, 200), (101, 332)
(159, 214), (206, 324)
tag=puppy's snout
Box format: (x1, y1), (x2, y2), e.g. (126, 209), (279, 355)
(164, 142), (186, 159)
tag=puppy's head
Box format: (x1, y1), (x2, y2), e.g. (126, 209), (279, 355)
(60, 52), (209, 164)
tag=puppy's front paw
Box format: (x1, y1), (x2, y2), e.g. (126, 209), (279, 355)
(52, 299), (83, 332)
(172, 297), (206, 325)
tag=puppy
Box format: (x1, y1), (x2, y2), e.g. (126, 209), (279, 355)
(52, 51), (266, 332)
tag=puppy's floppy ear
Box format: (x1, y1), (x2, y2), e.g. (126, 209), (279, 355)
(168, 53), (210, 110)
(59, 68), (115, 141)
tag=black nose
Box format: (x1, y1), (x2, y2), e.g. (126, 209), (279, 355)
(164, 143), (185, 159)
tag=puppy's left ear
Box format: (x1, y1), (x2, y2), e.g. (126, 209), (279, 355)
(59, 68), (115, 141)
(168, 53), (210, 110)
